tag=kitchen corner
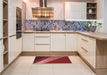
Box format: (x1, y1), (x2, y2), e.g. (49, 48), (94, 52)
(1, 0), (107, 75)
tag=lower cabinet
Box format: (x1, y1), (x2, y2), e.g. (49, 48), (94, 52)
(0, 52), (3, 73)
(0, 40), (3, 73)
(8, 36), (17, 64)
(66, 33), (77, 51)
(22, 33), (77, 52)
(16, 38), (22, 54)
(78, 35), (96, 68)
(9, 36), (22, 64)
(51, 33), (66, 51)
(22, 33), (35, 51)
(35, 33), (50, 51)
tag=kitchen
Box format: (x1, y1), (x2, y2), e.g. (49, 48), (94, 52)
(0, 0), (107, 75)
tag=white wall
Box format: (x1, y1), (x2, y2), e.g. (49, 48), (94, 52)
(23, 0), (94, 20)
(23, 0), (39, 20)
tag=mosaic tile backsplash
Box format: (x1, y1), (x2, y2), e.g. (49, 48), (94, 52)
(25, 20), (90, 31)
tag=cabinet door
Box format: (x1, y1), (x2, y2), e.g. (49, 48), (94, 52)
(48, 0), (64, 20)
(0, 40), (3, 72)
(0, 19), (2, 39)
(0, 52), (3, 73)
(16, 38), (22, 54)
(8, 36), (17, 64)
(88, 37), (96, 68)
(8, 0), (16, 36)
(0, 0), (3, 38)
(65, 2), (86, 19)
(22, 33), (35, 51)
(66, 34), (77, 51)
(51, 33), (66, 51)
(65, 2), (71, 20)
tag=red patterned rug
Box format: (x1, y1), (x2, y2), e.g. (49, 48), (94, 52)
(33, 56), (71, 64)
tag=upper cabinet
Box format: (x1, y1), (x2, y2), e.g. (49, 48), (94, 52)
(65, 2), (86, 20)
(0, 0), (3, 38)
(8, 0), (16, 36)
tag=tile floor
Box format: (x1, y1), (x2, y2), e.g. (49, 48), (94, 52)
(2, 56), (96, 75)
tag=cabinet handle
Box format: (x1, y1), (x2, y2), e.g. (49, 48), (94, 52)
(35, 36), (49, 38)
(36, 43), (49, 45)
(81, 47), (88, 52)
(9, 34), (16, 37)
(81, 38), (88, 42)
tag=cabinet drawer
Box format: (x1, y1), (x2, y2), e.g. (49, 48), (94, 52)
(79, 35), (95, 50)
(78, 34), (96, 68)
(79, 35), (95, 43)
(35, 45), (50, 51)
(35, 33), (50, 37)
(35, 37), (50, 44)
(80, 46), (89, 55)
(79, 35), (89, 45)
(51, 33), (65, 38)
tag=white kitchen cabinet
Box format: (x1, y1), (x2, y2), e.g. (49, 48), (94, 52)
(0, 40), (3, 73)
(16, 38), (22, 54)
(35, 33), (50, 51)
(0, 20), (2, 39)
(35, 45), (50, 51)
(78, 35), (96, 68)
(47, 0), (64, 20)
(0, 52), (3, 73)
(65, 2), (86, 19)
(66, 34), (77, 51)
(51, 33), (66, 51)
(22, 33), (35, 51)
(0, 0), (2, 20)
(0, 0), (3, 39)
(8, 36), (17, 64)
(0, 40), (3, 53)
(8, 0), (16, 36)
(87, 37), (96, 68)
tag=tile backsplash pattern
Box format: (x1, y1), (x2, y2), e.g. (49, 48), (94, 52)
(25, 20), (89, 31)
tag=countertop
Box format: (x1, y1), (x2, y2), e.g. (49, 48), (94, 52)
(22, 31), (107, 40)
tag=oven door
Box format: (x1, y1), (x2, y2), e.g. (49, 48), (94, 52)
(16, 32), (22, 39)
